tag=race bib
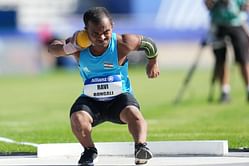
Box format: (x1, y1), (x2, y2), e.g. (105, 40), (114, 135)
(83, 75), (123, 99)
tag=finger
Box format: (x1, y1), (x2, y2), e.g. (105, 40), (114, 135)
(51, 40), (64, 45)
(148, 72), (157, 79)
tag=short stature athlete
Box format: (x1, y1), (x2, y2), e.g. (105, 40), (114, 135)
(48, 7), (160, 166)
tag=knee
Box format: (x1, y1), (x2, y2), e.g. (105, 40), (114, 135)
(121, 106), (146, 124)
(70, 111), (92, 133)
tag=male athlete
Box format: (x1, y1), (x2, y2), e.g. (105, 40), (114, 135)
(48, 7), (160, 166)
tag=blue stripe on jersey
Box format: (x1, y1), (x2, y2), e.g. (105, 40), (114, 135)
(84, 75), (121, 85)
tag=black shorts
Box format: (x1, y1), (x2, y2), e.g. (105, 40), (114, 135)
(214, 25), (249, 64)
(70, 92), (140, 127)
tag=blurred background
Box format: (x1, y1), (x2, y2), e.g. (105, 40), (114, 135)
(0, 0), (212, 74)
(1, 1), (249, 152)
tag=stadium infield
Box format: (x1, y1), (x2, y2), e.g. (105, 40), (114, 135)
(1, 42), (249, 154)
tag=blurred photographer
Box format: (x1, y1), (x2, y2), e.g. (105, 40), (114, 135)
(204, 0), (249, 103)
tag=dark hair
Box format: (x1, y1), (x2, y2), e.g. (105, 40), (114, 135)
(83, 7), (113, 26)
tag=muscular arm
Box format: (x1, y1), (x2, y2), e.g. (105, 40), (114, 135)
(48, 37), (80, 60)
(117, 34), (158, 60)
(117, 34), (160, 78)
(48, 39), (67, 57)
(117, 34), (141, 58)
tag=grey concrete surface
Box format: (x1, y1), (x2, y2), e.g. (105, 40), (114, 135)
(1, 153), (249, 166)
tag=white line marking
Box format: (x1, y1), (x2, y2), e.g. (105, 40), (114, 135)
(0, 136), (38, 147)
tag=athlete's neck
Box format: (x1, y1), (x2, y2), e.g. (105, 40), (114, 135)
(90, 45), (108, 56)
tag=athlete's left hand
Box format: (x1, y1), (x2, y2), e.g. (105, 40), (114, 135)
(146, 59), (160, 78)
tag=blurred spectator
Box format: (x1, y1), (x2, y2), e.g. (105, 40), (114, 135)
(38, 24), (56, 70)
(38, 24), (77, 70)
(204, 0), (249, 103)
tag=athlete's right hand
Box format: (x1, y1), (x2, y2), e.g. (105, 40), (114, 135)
(48, 39), (68, 57)
(63, 31), (81, 55)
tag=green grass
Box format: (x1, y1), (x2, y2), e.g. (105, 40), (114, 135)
(0, 67), (249, 153)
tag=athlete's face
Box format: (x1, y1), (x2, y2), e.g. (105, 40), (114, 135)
(86, 17), (113, 48)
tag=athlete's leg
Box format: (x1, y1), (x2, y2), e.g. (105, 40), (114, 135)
(119, 105), (152, 165)
(120, 105), (147, 144)
(107, 93), (152, 165)
(70, 111), (94, 148)
(71, 111), (98, 165)
(70, 96), (102, 165)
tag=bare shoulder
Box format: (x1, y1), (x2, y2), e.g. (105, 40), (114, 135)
(117, 34), (141, 51)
